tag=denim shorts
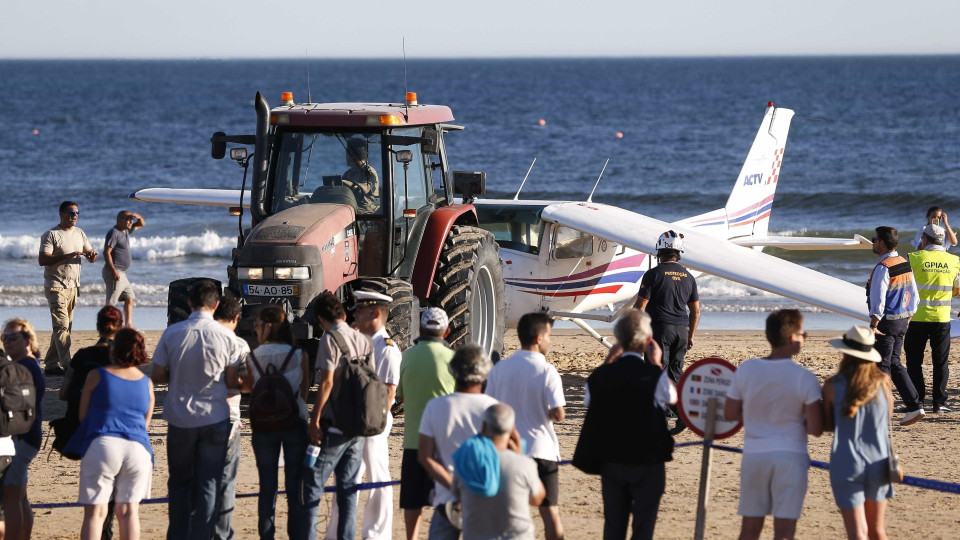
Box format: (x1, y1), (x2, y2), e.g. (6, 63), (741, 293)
(4, 439), (39, 487)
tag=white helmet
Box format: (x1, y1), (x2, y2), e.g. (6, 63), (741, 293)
(655, 230), (685, 252)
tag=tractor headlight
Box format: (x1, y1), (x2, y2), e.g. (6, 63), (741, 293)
(274, 267), (309, 280)
(240, 267), (263, 280)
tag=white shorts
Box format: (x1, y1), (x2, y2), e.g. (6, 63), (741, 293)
(738, 451), (809, 520)
(103, 267), (135, 305)
(78, 436), (152, 504)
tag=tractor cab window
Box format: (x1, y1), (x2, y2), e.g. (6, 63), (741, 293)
(552, 225), (594, 259)
(269, 131), (383, 216)
(389, 127), (430, 215)
(475, 205), (545, 255)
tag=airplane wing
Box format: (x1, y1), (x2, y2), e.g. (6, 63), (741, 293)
(129, 188), (250, 208)
(732, 234), (872, 250)
(541, 201), (870, 321)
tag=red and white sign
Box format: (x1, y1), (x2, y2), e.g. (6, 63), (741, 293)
(676, 357), (742, 440)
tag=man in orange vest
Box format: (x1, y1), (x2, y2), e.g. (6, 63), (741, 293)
(867, 226), (924, 426)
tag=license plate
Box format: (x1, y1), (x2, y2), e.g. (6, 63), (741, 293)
(243, 284), (299, 297)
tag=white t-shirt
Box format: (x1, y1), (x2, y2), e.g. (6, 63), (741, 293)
(485, 350), (565, 461)
(726, 357), (821, 455)
(419, 392), (499, 506)
(372, 328), (401, 405)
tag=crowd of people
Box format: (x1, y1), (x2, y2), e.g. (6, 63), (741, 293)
(0, 203), (955, 539)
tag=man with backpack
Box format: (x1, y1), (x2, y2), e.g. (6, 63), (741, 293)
(325, 290), (401, 540)
(302, 292), (376, 540)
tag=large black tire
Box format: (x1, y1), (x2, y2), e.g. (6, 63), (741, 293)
(349, 278), (419, 350)
(167, 277), (222, 326)
(432, 225), (506, 357)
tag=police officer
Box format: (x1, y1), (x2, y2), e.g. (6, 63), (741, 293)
(633, 230), (700, 434)
(325, 289), (400, 540)
(906, 223), (960, 413)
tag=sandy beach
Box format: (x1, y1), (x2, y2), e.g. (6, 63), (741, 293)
(26, 328), (960, 539)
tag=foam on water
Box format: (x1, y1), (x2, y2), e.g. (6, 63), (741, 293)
(0, 232), (235, 260)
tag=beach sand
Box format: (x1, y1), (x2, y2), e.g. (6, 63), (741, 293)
(28, 328), (960, 539)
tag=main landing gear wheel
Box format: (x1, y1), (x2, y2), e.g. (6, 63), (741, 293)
(350, 277), (419, 351)
(432, 225), (506, 358)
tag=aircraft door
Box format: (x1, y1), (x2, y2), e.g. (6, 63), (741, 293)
(542, 224), (595, 313)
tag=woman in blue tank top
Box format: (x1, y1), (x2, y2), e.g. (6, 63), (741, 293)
(66, 328), (155, 540)
(822, 326), (895, 540)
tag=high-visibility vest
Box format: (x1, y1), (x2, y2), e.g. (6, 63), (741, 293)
(908, 249), (960, 323)
(866, 255), (916, 319)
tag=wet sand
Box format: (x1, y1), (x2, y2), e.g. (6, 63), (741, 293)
(29, 328), (960, 539)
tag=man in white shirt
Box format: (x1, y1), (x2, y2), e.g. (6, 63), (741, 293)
(485, 313), (566, 540)
(151, 280), (245, 539)
(723, 309), (824, 540)
(326, 290), (401, 540)
(419, 345), (498, 540)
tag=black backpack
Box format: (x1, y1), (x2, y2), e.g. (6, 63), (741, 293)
(328, 330), (388, 437)
(248, 348), (301, 432)
(0, 359), (36, 437)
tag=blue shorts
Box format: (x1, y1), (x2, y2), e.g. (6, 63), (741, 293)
(5, 439), (39, 487)
(830, 459), (895, 509)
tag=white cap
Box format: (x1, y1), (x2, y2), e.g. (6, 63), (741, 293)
(421, 307), (449, 330)
(351, 290), (393, 310)
(923, 223), (946, 245)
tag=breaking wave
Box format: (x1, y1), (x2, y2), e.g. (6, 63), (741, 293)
(0, 232), (235, 261)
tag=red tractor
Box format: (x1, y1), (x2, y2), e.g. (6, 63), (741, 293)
(170, 91), (505, 357)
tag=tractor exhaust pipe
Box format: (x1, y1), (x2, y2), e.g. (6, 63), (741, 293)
(251, 91), (271, 222)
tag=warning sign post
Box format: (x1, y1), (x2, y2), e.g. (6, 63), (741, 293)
(677, 357), (741, 540)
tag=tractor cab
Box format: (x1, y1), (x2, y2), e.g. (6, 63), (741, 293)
(255, 93), (458, 278)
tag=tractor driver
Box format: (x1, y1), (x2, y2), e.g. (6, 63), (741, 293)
(342, 138), (381, 214)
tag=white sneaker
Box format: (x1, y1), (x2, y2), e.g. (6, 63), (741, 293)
(900, 408), (925, 426)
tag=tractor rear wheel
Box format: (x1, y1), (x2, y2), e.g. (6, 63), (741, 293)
(432, 225), (505, 357)
(350, 277), (419, 350)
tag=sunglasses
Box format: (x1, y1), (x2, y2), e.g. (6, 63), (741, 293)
(65, 210), (80, 216)
(0, 332), (25, 341)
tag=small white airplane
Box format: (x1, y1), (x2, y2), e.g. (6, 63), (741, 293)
(135, 102), (926, 347)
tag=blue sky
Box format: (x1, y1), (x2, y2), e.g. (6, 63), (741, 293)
(3, 0), (960, 58)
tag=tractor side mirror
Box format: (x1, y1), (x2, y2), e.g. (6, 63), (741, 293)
(211, 131), (227, 160)
(422, 129), (439, 155)
(453, 171), (486, 202)
(395, 150), (413, 163)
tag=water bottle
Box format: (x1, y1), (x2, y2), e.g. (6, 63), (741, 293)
(304, 444), (321, 467)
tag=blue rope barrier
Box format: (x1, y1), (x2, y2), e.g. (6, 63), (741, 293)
(32, 440), (960, 510)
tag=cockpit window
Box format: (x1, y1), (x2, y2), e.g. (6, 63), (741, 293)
(553, 225), (594, 259)
(475, 205), (545, 254)
(269, 131), (383, 215)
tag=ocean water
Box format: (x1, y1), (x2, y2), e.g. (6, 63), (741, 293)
(1, 57), (958, 330)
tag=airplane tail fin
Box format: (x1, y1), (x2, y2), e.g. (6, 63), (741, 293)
(679, 104), (794, 239)
(723, 104), (794, 238)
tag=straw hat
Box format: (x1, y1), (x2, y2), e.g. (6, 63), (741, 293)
(828, 326), (882, 362)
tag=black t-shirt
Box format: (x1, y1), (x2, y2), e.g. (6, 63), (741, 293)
(637, 261), (699, 325)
